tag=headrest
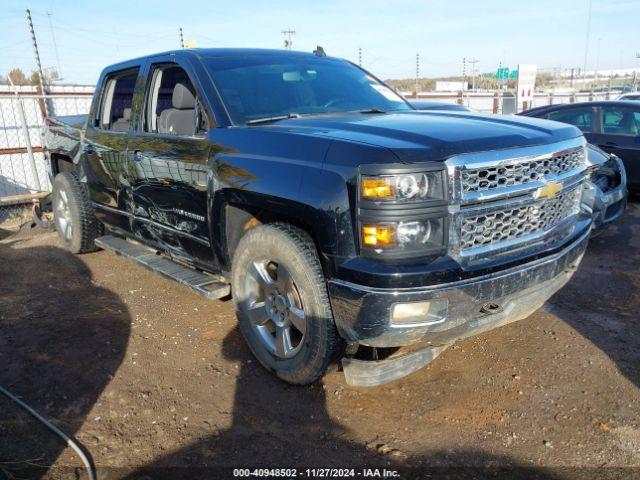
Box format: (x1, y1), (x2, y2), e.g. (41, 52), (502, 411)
(122, 108), (131, 120)
(172, 83), (196, 109)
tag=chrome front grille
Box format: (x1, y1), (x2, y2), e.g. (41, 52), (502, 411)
(461, 147), (585, 196)
(446, 137), (588, 263)
(460, 187), (582, 250)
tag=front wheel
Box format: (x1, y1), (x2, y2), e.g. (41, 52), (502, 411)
(52, 172), (102, 254)
(231, 223), (344, 385)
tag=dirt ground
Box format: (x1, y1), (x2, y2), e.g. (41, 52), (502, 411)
(1, 203), (639, 480)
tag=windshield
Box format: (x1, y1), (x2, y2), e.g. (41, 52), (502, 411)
(204, 54), (411, 124)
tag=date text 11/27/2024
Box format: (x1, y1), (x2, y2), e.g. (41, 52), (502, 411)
(233, 468), (401, 478)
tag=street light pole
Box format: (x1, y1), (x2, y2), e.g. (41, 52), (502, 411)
(582, 0), (593, 88)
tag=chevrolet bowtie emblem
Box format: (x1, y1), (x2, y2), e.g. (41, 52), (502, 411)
(535, 180), (562, 200)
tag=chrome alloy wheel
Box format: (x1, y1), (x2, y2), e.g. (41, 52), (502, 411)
(242, 259), (306, 359)
(54, 188), (73, 241)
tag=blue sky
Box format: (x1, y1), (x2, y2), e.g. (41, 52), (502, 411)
(1, 0), (639, 84)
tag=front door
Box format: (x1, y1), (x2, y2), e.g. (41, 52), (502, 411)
(126, 61), (214, 265)
(83, 67), (140, 232)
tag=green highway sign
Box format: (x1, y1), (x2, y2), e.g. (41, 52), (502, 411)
(497, 67), (510, 80)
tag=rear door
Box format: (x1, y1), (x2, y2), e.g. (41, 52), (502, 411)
(590, 105), (640, 190)
(125, 58), (215, 265)
(84, 66), (141, 232)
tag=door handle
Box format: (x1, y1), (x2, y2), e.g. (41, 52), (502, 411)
(82, 144), (96, 154)
(598, 142), (618, 148)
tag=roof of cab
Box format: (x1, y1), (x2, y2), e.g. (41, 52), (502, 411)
(101, 48), (330, 72)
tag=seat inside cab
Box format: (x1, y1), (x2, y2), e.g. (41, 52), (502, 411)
(148, 65), (204, 137)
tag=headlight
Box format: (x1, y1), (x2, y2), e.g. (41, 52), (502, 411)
(361, 171), (446, 203)
(361, 217), (446, 255)
(358, 164), (448, 258)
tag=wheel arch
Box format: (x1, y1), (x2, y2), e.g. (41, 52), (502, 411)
(211, 190), (331, 274)
(50, 152), (77, 176)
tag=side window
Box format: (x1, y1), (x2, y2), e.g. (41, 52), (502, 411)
(145, 64), (207, 137)
(601, 107), (639, 136)
(97, 68), (139, 132)
(546, 107), (594, 133)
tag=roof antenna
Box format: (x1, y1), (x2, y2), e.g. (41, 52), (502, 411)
(313, 46), (326, 57)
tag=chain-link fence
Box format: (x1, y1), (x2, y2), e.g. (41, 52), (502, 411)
(0, 84), (93, 229)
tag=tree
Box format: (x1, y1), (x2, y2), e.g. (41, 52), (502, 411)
(8, 68), (28, 85)
(30, 71), (41, 85)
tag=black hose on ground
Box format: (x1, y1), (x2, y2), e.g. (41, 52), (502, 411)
(0, 385), (96, 480)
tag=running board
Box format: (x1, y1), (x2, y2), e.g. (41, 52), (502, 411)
(95, 235), (230, 300)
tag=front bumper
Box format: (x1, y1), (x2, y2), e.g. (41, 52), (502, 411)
(328, 227), (590, 349)
(587, 182), (627, 230)
(583, 155), (628, 230)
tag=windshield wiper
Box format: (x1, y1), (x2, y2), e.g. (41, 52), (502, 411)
(246, 113), (301, 125)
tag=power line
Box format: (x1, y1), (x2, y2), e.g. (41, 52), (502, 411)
(46, 11), (62, 80)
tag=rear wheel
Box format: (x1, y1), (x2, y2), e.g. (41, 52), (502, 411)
(52, 172), (102, 254)
(231, 223), (344, 385)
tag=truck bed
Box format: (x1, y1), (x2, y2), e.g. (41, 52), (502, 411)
(44, 114), (87, 162)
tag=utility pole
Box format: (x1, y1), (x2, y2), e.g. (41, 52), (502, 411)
(179, 27), (185, 49)
(415, 53), (420, 95)
(462, 57), (467, 88)
(282, 29), (296, 50)
(26, 9), (47, 116)
(358, 47), (362, 67)
(583, 0), (593, 88)
(570, 67), (575, 89)
(467, 58), (479, 92)
(594, 37), (602, 88)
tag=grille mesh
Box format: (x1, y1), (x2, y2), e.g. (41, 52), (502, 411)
(460, 187), (582, 250)
(461, 147), (585, 195)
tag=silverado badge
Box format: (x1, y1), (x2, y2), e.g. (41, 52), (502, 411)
(535, 180), (562, 200)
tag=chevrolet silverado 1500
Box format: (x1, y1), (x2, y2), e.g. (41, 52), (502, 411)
(44, 48), (592, 386)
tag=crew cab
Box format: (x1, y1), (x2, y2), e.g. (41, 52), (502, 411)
(44, 49), (592, 386)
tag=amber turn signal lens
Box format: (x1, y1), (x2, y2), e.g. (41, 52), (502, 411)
(362, 225), (396, 247)
(362, 177), (394, 199)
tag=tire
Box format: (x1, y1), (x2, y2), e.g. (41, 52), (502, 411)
(52, 172), (102, 254)
(231, 223), (344, 385)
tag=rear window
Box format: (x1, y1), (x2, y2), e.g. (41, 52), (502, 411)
(97, 68), (139, 131)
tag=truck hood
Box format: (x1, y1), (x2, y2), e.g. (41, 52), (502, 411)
(262, 111), (582, 163)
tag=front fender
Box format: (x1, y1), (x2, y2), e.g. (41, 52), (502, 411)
(207, 149), (354, 275)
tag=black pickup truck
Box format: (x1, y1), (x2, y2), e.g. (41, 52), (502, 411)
(44, 48), (592, 387)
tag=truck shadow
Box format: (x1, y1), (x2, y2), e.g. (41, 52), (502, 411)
(0, 241), (131, 479)
(547, 201), (640, 390)
(121, 326), (562, 480)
